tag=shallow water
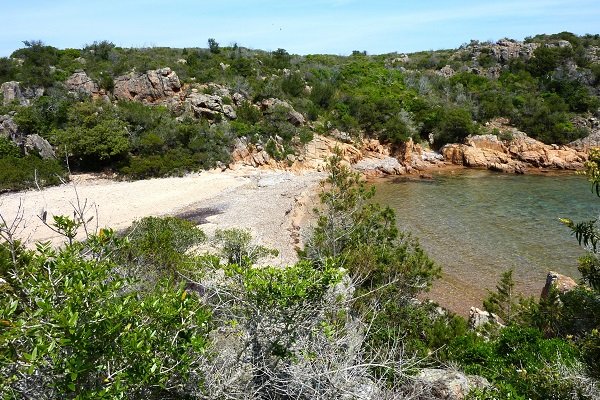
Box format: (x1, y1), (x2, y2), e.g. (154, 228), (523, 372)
(372, 170), (600, 314)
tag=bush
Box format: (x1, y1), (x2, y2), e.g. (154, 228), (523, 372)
(0, 230), (211, 398)
(434, 107), (478, 146)
(448, 326), (584, 399)
(122, 216), (205, 277)
(0, 156), (66, 192)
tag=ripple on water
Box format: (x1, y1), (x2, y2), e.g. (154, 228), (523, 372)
(373, 170), (600, 314)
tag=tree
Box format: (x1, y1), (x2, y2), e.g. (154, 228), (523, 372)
(303, 149), (440, 365)
(483, 269), (522, 325)
(207, 38), (220, 54)
(270, 48), (291, 70)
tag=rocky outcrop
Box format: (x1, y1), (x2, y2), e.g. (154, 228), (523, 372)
(354, 155), (406, 175)
(260, 98), (306, 126)
(65, 70), (99, 97)
(1, 81), (27, 106)
(569, 116), (600, 151)
(301, 135), (362, 171)
(113, 67), (181, 103)
(0, 115), (19, 141)
(492, 39), (539, 63)
(24, 134), (55, 159)
(186, 92), (227, 119)
(441, 124), (587, 173)
(468, 307), (504, 329)
(461, 39), (539, 66)
(230, 137), (276, 168)
(413, 368), (490, 400)
(541, 271), (578, 299)
(0, 81), (42, 106)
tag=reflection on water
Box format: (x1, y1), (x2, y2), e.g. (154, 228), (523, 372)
(372, 170), (600, 314)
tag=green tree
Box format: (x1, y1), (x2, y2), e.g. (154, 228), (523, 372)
(483, 269), (528, 325)
(207, 38), (220, 54)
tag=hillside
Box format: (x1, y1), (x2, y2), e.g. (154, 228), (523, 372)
(0, 32), (599, 190)
(2, 32), (600, 400)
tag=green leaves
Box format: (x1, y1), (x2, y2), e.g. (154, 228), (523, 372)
(0, 224), (211, 398)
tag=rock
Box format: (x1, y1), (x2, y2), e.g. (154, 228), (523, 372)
(287, 110), (305, 126)
(113, 67), (181, 103)
(441, 121), (587, 172)
(415, 368), (490, 400)
(24, 134), (55, 159)
(330, 129), (353, 143)
(301, 135), (362, 170)
(436, 65), (455, 78)
(232, 92), (245, 106)
(469, 307), (503, 329)
(440, 144), (465, 165)
(0, 115), (19, 141)
(186, 93), (224, 119)
(492, 39), (539, 63)
(65, 70), (99, 97)
(354, 156), (405, 175)
(1, 81), (28, 106)
(541, 271), (578, 299)
(222, 104), (237, 119)
(260, 98), (305, 126)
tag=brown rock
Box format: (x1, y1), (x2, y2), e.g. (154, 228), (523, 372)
(113, 67), (181, 103)
(65, 70), (99, 96)
(541, 271), (578, 299)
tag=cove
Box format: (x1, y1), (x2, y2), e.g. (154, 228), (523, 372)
(372, 169), (600, 315)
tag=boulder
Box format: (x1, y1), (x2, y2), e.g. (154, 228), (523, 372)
(541, 271), (578, 299)
(24, 134), (55, 159)
(186, 93), (225, 119)
(222, 104), (237, 119)
(287, 110), (305, 126)
(1, 81), (28, 106)
(414, 368), (490, 400)
(65, 70), (99, 96)
(330, 128), (353, 144)
(261, 98), (305, 126)
(468, 307), (503, 329)
(0, 115), (19, 141)
(113, 67), (181, 102)
(436, 65), (456, 78)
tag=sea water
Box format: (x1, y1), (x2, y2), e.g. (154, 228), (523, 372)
(372, 170), (600, 313)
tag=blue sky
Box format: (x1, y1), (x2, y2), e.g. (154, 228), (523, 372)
(1, 0), (599, 57)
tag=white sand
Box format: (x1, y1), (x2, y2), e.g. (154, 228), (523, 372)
(0, 168), (324, 264)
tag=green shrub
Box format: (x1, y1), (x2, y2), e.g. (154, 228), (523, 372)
(0, 137), (21, 158)
(0, 156), (66, 192)
(0, 231), (211, 398)
(123, 216), (205, 274)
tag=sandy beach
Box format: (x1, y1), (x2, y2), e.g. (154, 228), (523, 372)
(0, 168), (325, 265)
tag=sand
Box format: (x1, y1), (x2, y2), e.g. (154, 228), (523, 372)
(0, 168), (325, 264)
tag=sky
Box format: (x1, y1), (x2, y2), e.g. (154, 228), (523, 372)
(1, 0), (599, 57)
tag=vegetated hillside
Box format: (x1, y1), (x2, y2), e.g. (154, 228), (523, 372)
(2, 33), (600, 399)
(0, 32), (599, 190)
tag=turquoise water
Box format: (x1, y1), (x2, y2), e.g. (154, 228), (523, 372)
(372, 170), (600, 313)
